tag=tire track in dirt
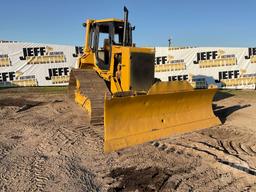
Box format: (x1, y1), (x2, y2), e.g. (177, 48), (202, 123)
(28, 154), (49, 192)
(0, 96), (99, 191)
(0, 142), (17, 161)
(0, 109), (29, 191)
(153, 130), (256, 174)
(150, 140), (255, 191)
(1, 89), (255, 191)
(149, 126), (256, 191)
(29, 105), (83, 191)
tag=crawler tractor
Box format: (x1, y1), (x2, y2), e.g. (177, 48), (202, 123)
(68, 7), (221, 152)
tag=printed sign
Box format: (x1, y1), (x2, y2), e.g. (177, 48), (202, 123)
(0, 42), (78, 86)
(0, 42), (255, 89)
(155, 47), (256, 89)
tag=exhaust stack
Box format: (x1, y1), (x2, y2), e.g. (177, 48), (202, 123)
(123, 6), (129, 46)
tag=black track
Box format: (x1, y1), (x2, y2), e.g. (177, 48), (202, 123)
(68, 68), (111, 125)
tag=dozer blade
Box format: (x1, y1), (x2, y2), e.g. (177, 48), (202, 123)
(104, 81), (221, 153)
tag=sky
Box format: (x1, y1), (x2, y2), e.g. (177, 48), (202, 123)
(0, 0), (255, 47)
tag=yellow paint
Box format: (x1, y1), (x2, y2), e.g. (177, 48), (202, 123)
(104, 81), (221, 153)
(12, 79), (38, 87)
(0, 56), (11, 67)
(251, 55), (256, 63)
(93, 18), (124, 23)
(148, 81), (193, 94)
(199, 57), (237, 68)
(75, 89), (91, 114)
(26, 55), (66, 64)
(222, 76), (256, 86)
(100, 46), (154, 94)
(155, 63), (186, 72)
(77, 18), (155, 94)
(51, 76), (70, 84)
(70, 16), (221, 153)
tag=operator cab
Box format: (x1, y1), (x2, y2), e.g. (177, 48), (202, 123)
(87, 19), (133, 70)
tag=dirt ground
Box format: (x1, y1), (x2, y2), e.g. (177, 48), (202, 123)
(0, 87), (255, 192)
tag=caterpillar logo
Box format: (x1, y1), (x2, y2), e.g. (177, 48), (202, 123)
(0, 72), (15, 82)
(245, 48), (256, 63)
(193, 50), (237, 68)
(73, 46), (83, 57)
(20, 46), (66, 64)
(155, 55), (186, 72)
(0, 54), (11, 67)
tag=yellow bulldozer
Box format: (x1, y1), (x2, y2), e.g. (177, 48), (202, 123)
(68, 7), (221, 153)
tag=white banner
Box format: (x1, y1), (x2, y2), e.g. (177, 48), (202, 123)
(0, 42), (255, 89)
(155, 47), (256, 89)
(0, 42), (82, 86)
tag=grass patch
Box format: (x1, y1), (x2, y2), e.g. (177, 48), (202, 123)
(0, 86), (68, 94)
(30, 86), (68, 92)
